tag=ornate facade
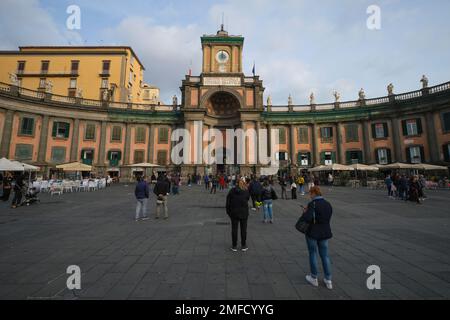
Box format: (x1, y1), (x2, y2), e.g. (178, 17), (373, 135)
(0, 28), (450, 179)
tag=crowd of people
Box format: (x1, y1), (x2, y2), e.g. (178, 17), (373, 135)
(384, 173), (428, 204)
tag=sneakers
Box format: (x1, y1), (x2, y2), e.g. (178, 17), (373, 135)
(324, 279), (333, 290)
(241, 246), (249, 252)
(251, 208), (257, 211)
(305, 274), (319, 287)
(230, 247), (238, 252)
(142, 217), (150, 221)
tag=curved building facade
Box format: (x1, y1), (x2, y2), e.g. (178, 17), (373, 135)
(1, 29), (450, 179)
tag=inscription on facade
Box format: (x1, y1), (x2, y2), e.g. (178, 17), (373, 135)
(203, 77), (241, 86)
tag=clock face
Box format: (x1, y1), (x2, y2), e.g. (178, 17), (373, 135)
(216, 50), (229, 63)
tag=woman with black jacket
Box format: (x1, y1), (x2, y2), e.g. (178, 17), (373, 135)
(300, 186), (333, 290)
(226, 180), (250, 252)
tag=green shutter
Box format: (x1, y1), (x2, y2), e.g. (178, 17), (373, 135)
(402, 120), (407, 136)
(358, 151), (363, 163)
(320, 152), (325, 165)
(406, 148), (411, 163)
(107, 151), (112, 160)
(331, 152), (337, 164)
(417, 118), (423, 135)
(386, 149), (392, 164)
(345, 151), (351, 165)
(64, 123), (70, 138)
(297, 152), (302, 163)
(371, 124), (376, 139)
(375, 150), (380, 164)
(307, 152), (311, 165)
(330, 127), (334, 137)
(419, 146), (425, 163)
(52, 122), (57, 137)
(444, 145), (450, 162)
(383, 123), (389, 137)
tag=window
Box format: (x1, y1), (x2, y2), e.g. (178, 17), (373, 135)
(157, 150), (167, 165)
(443, 112), (450, 132)
(408, 146), (422, 164)
(402, 119), (422, 136)
(298, 127), (309, 144)
(135, 127), (146, 143)
(346, 150), (363, 164)
(345, 124), (359, 142)
(443, 144), (450, 162)
(19, 117), (34, 136)
(134, 150), (145, 164)
(85, 124), (96, 140)
(158, 127), (169, 143)
(111, 126), (122, 142)
(373, 123), (388, 139)
(52, 122), (70, 139)
(41, 61), (49, 74)
(129, 70), (133, 84)
(130, 56), (135, 66)
(81, 149), (94, 165)
(51, 147), (66, 163)
(108, 151), (122, 167)
(17, 61), (26, 74)
(15, 144), (33, 161)
(71, 60), (79, 74)
(275, 152), (288, 161)
(102, 61), (111, 74)
(69, 78), (77, 89)
(101, 78), (109, 89)
(377, 149), (389, 165)
(321, 151), (335, 165)
(278, 128), (286, 144)
(39, 78), (46, 88)
(320, 127), (333, 142)
(17, 78), (22, 87)
(297, 152), (311, 166)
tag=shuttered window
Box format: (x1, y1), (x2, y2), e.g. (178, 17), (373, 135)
(345, 124), (359, 142)
(158, 127), (169, 144)
(443, 112), (450, 132)
(134, 150), (145, 164)
(85, 124), (96, 140)
(135, 127), (146, 143)
(297, 127), (309, 144)
(111, 126), (122, 142)
(157, 150), (167, 165)
(20, 117), (34, 136)
(15, 144), (33, 161)
(51, 147), (66, 163)
(52, 122), (70, 139)
(278, 128), (286, 144)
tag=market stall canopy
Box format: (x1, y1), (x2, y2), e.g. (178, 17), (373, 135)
(56, 162), (92, 172)
(0, 158), (25, 171)
(127, 163), (160, 168)
(349, 163), (379, 171)
(11, 161), (39, 171)
(308, 163), (354, 172)
(381, 162), (418, 170)
(411, 164), (449, 171)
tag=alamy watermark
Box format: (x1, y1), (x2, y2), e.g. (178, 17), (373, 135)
(66, 5), (81, 30)
(367, 5), (381, 30)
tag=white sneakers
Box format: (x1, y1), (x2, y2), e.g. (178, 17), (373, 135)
(305, 274), (333, 290)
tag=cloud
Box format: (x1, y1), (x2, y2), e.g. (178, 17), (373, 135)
(0, 0), (82, 49)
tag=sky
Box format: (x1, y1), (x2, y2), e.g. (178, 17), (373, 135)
(0, 0), (449, 104)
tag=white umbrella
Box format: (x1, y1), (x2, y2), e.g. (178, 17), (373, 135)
(309, 163), (354, 172)
(0, 158), (25, 171)
(349, 163), (379, 171)
(127, 163), (159, 168)
(382, 162), (418, 170)
(11, 161), (39, 171)
(411, 164), (448, 171)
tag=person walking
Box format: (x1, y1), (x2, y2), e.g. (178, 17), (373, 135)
(409, 176), (421, 204)
(261, 180), (277, 223)
(300, 186), (333, 290)
(204, 175), (210, 190)
(11, 174), (25, 209)
(171, 174), (180, 195)
(248, 176), (263, 212)
(418, 175), (427, 201)
(297, 175), (305, 195)
(2, 172), (13, 202)
(210, 176), (218, 194)
(399, 175), (408, 201)
(327, 173), (334, 187)
(280, 177), (288, 200)
(153, 175), (170, 219)
(134, 176), (150, 221)
(385, 174), (393, 198)
(226, 179), (250, 252)
(291, 180), (297, 200)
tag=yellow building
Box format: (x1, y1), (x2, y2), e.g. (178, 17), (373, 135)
(0, 46), (146, 103)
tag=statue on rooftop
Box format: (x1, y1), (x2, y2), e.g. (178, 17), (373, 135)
(8, 73), (19, 86)
(420, 75), (429, 88)
(333, 91), (341, 103)
(45, 80), (53, 94)
(172, 95), (178, 106)
(267, 95), (272, 107)
(288, 94), (293, 106)
(358, 88), (366, 100)
(387, 83), (394, 95)
(309, 92), (316, 105)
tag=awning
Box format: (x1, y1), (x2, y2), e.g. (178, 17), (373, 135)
(127, 163), (160, 168)
(349, 163), (379, 171)
(382, 162), (419, 170)
(0, 158), (25, 171)
(411, 164), (449, 171)
(56, 162), (92, 172)
(308, 163), (354, 172)
(11, 161), (39, 171)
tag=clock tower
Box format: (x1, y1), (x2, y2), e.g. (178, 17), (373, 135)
(201, 25), (244, 74)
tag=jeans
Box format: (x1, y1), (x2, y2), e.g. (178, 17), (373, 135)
(299, 185), (305, 194)
(172, 186), (179, 195)
(135, 198), (148, 219)
(156, 195), (168, 218)
(305, 236), (332, 281)
(387, 185), (392, 197)
(231, 218), (248, 247)
(291, 188), (297, 199)
(263, 199), (273, 221)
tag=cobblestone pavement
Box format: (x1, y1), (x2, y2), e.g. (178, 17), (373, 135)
(0, 183), (449, 300)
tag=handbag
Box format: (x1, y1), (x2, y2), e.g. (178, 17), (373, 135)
(271, 188), (278, 200)
(156, 194), (164, 205)
(295, 201), (316, 234)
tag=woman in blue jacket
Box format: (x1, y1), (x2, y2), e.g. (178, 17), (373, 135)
(301, 186), (333, 289)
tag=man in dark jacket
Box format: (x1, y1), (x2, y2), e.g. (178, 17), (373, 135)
(301, 186), (333, 290)
(153, 175), (170, 219)
(248, 176), (263, 212)
(134, 176), (149, 221)
(226, 180), (250, 252)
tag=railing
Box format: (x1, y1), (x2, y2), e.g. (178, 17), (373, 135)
(1, 80), (450, 114)
(244, 77), (254, 83)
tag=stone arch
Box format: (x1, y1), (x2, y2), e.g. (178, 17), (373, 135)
(199, 88), (244, 118)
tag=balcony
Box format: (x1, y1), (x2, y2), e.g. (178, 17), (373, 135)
(16, 70), (79, 77)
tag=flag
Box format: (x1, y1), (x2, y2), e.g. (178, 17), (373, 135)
(252, 61), (256, 76)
